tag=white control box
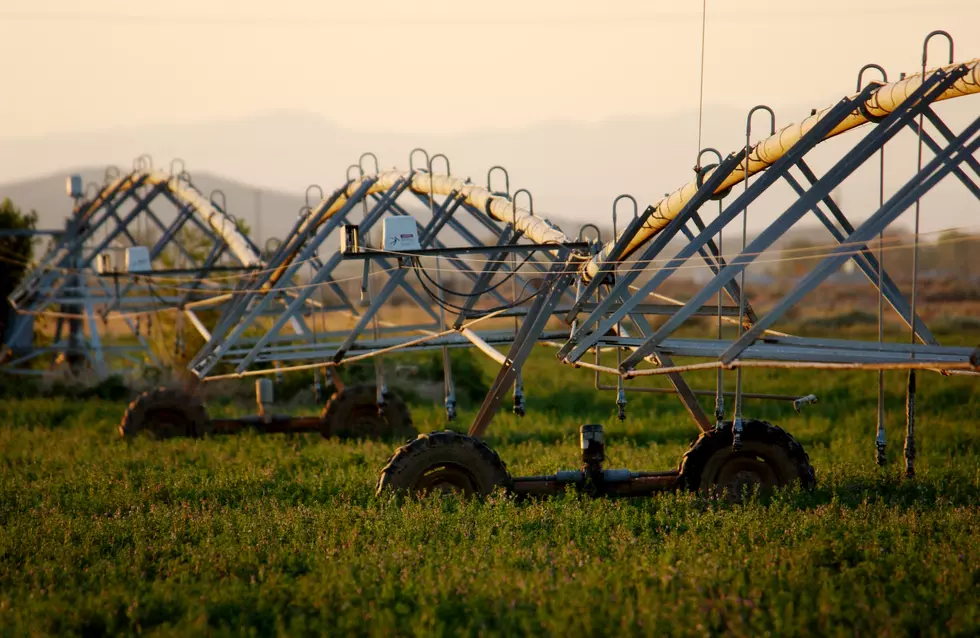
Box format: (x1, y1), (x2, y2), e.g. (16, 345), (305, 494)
(382, 217), (421, 251)
(125, 246), (152, 273)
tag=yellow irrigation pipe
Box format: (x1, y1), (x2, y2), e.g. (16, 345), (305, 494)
(585, 58), (980, 278)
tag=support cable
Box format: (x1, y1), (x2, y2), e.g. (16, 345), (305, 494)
(695, 0), (708, 157)
(906, 31), (954, 478)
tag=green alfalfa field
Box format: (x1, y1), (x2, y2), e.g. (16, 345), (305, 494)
(2, 340), (979, 637)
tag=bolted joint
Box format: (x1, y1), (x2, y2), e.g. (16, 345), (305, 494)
(512, 397), (526, 417)
(732, 417), (744, 451)
(904, 370), (916, 478)
(904, 438), (916, 477)
(579, 424), (606, 494)
(513, 372), (526, 417)
(580, 423), (606, 495)
(513, 388), (526, 417)
(876, 441), (887, 467)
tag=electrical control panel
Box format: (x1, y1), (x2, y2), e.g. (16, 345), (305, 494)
(382, 217), (421, 251)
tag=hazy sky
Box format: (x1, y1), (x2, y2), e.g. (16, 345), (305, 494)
(2, 0), (978, 138)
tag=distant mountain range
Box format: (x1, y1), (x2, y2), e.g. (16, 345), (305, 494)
(0, 168), (305, 245)
(2, 102), (974, 245)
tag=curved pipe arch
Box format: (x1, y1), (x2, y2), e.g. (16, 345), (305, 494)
(585, 57), (980, 278)
(268, 170), (573, 286)
(293, 59), (980, 284)
(83, 59), (980, 285)
(87, 170), (264, 267)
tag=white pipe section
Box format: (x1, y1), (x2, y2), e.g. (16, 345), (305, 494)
(89, 59), (975, 290)
(269, 171), (571, 285)
(183, 308), (212, 342)
(90, 170), (264, 268)
(309, 171), (568, 246)
(459, 327), (508, 365)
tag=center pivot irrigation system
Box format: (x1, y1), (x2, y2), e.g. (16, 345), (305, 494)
(373, 41), (980, 498)
(129, 149), (589, 439)
(2, 157), (273, 380)
(7, 33), (978, 500)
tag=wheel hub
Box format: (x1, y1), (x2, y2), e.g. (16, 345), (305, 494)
(414, 465), (477, 495)
(147, 409), (191, 438)
(714, 455), (778, 501)
(349, 404), (385, 433)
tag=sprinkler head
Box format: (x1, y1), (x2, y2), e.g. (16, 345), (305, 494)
(793, 394), (818, 413)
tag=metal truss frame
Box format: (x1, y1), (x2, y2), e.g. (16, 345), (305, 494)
(188, 158), (589, 417)
(465, 62), (979, 447)
(3, 162), (265, 378)
(180, 62), (978, 450)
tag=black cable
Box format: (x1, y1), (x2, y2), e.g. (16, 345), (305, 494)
(412, 250), (537, 298)
(409, 259), (551, 316)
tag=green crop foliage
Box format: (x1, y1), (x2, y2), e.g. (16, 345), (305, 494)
(1, 347), (978, 636)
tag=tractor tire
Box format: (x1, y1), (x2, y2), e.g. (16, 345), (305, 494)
(320, 384), (415, 440)
(678, 419), (815, 502)
(377, 431), (510, 497)
(119, 386), (212, 439)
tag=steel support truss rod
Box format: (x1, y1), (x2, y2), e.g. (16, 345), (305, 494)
(557, 144), (753, 363)
(4, 164), (267, 375)
(561, 67), (963, 367)
(718, 116), (980, 365)
(188, 161), (588, 382)
(190, 177), (388, 378)
(469, 255), (576, 438)
(583, 58), (980, 279)
(618, 67), (970, 371)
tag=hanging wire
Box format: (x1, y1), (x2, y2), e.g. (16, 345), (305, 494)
(695, 0), (708, 159)
(857, 61), (889, 466)
(410, 257), (552, 316)
(904, 30), (955, 478)
(4, 224), (978, 275)
(410, 250), (538, 297)
(11, 227), (980, 310)
(732, 106), (775, 447)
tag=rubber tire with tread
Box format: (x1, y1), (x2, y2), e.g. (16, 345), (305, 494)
(119, 387), (211, 439)
(678, 419), (815, 498)
(321, 384), (415, 440)
(377, 431), (510, 496)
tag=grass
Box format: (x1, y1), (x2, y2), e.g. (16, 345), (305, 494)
(1, 344), (979, 636)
